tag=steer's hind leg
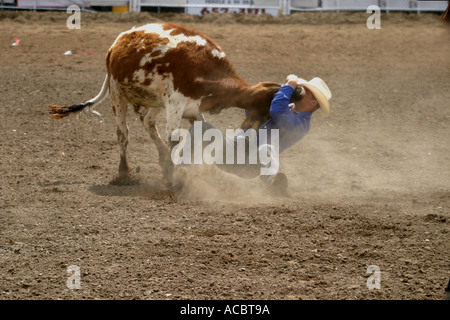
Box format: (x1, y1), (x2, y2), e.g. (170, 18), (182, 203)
(112, 97), (130, 180)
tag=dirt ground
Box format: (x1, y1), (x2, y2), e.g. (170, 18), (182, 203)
(0, 10), (449, 301)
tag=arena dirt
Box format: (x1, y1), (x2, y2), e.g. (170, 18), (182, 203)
(0, 10), (449, 300)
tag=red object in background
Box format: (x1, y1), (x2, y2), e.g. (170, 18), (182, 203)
(12, 37), (20, 46)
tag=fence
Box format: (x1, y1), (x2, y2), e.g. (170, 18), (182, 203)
(1, 0), (448, 15)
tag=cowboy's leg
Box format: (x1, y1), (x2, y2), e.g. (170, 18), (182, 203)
(187, 121), (261, 178)
(217, 129), (262, 178)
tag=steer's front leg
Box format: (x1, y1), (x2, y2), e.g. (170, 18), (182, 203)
(163, 104), (186, 188)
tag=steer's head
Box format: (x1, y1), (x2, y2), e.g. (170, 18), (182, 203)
(239, 81), (306, 130)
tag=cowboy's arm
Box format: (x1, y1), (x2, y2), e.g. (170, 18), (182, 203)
(269, 85), (302, 126)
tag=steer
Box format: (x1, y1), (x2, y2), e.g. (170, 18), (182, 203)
(48, 23), (281, 186)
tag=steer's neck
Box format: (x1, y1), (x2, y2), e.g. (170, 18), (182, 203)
(233, 82), (281, 110)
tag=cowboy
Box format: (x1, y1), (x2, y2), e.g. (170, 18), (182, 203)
(188, 74), (332, 196)
(256, 74), (331, 194)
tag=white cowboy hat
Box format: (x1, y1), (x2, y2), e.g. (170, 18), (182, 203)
(297, 77), (332, 117)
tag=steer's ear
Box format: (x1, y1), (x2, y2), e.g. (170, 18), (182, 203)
(239, 109), (265, 131)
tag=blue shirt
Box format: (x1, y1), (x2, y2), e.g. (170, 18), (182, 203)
(256, 84), (311, 154)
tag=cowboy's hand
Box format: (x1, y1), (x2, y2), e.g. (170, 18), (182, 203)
(286, 74), (298, 88)
(286, 74), (298, 82)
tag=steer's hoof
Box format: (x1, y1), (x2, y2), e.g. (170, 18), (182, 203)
(109, 173), (140, 186)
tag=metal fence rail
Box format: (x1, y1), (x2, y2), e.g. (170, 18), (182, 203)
(1, 0), (448, 15)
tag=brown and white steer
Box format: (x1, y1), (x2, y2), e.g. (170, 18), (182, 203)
(48, 23), (281, 186)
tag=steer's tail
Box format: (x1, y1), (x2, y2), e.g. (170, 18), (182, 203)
(48, 74), (109, 120)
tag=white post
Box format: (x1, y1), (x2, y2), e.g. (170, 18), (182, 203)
(280, 0), (290, 15)
(136, 0), (142, 13)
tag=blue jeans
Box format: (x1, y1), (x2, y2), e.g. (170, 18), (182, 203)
(187, 121), (278, 180)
